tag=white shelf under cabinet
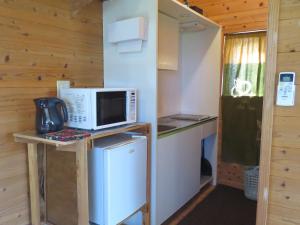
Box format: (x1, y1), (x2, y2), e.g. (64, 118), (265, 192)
(158, 63), (178, 71)
(200, 175), (213, 189)
(158, 0), (220, 31)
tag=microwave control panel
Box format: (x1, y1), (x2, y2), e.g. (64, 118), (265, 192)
(276, 72), (296, 106)
(127, 90), (137, 122)
(60, 88), (91, 129)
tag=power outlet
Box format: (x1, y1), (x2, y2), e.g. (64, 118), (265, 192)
(57, 80), (70, 97)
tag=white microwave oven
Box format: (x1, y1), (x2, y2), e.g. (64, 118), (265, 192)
(60, 88), (137, 130)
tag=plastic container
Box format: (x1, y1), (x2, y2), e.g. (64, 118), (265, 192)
(244, 166), (259, 201)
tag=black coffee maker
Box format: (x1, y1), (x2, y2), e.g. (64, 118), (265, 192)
(34, 97), (68, 134)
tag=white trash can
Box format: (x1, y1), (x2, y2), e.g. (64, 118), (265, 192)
(244, 166), (259, 201)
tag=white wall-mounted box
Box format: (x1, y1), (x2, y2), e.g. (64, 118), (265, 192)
(108, 17), (147, 53)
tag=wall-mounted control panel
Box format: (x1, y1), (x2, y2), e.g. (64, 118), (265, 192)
(276, 72), (296, 106)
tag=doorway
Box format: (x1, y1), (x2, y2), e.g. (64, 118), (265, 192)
(219, 31), (267, 223)
(163, 31), (268, 225)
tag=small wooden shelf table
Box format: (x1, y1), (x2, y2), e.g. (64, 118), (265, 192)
(14, 123), (151, 225)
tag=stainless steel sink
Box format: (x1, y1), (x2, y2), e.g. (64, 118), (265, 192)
(158, 125), (177, 133)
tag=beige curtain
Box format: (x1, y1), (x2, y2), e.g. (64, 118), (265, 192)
(223, 32), (266, 97)
(221, 32), (266, 165)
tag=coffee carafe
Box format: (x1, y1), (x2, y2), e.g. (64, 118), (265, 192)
(34, 97), (68, 134)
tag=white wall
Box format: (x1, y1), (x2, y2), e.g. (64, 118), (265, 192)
(157, 13), (181, 118)
(103, 0), (158, 224)
(158, 28), (221, 119)
(180, 28), (222, 116)
(157, 70), (181, 117)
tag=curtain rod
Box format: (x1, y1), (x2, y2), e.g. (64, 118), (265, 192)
(225, 29), (267, 35)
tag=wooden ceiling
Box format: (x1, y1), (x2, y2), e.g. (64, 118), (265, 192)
(179, 0), (268, 34)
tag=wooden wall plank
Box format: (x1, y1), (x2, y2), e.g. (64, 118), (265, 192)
(217, 162), (244, 189)
(269, 175), (300, 210)
(277, 20), (300, 53)
(256, 0), (280, 224)
(268, 204), (300, 225)
(279, 0), (300, 20)
(273, 116), (300, 148)
(266, 0), (300, 224)
(277, 52), (300, 75)
(0, 0), (103, 224)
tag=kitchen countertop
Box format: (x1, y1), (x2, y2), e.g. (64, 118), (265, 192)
(158, 114), (217, 138)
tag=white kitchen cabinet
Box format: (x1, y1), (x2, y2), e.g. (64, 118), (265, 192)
(158, 13), (179, 70)
(156, 125), (202, 225)
(202, 119), (217, 139)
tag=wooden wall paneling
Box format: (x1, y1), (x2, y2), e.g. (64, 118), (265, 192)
(268, 203), (300, 225)
(218, 162), (244, 189)
(0, 0), (103, 88)
(0, 0), (103, 224)
(256, 0), (280, 225)
(259, 0), (300, 224)
(279, 0), (300, 20)
(277, 53), (300, 77)
(269, 175), (300, 212)
(272, 115), (300, 147)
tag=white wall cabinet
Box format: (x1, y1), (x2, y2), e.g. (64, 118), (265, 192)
(158, 13), (179, 70)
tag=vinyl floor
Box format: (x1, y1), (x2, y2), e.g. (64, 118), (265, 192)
(178, 185), (257, 225)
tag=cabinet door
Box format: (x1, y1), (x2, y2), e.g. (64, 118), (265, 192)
(157, 134), (180, 225)
(177, 126), (202, 205)
(156, 126), (202, 224)
(158, 13), (179, 70)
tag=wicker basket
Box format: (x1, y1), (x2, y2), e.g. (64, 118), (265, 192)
(244, 166), (259, 201)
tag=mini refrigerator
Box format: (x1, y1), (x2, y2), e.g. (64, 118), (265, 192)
(88, 133), (147, 225)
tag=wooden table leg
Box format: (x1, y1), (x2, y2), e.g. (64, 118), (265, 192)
(76, 141), (89, 225)
(145, 129), (151, 225)
(142, 204), (150, 225)
(28, 143), (41, 225)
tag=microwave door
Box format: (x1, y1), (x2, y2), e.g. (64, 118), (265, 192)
(96, 91), (127, 127)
